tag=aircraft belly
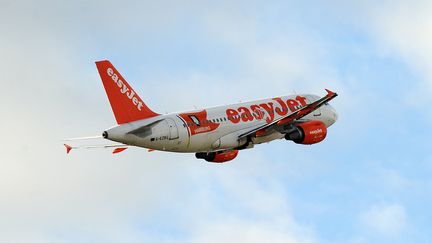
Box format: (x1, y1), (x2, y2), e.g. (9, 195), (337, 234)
(186, 132), (217, 152)
(251, 132), (285, 144)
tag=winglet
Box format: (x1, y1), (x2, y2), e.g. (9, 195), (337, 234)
(112, 147), (127, 154)
(64, 144), (72, 154)
(325, 89), (337, 97)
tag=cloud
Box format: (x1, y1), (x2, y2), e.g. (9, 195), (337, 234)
(173, 152), (320, 243)
(360, 203), (407, 236)
(0, 1), (327, 242)
(362, 1), (432, 78)
(3, 0), (432, 242)
(327, 1), (432, 113)
(200, 1), (340, 93)
(189, 218), (316, 243)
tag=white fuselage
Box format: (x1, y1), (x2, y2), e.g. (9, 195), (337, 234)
(104, 94), (338, 153)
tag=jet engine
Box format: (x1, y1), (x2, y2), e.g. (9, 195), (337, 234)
(285, 121), (327, 145)
(195, 150), (239, 163)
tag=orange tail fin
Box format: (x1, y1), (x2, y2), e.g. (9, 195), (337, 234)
(95, 60), (159, 124)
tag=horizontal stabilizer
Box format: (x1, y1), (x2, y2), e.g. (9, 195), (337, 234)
(63, 143), (129, 154)
(62, 135), (102, 141)
(64, 144), (72, 154)
(113, 148), (128, 154)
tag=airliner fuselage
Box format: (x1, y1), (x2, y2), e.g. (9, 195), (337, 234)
(103, 94), (337, 153)
(64, 60), (338, 163)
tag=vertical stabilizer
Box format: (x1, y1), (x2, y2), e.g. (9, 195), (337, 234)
(95, 60), (159, 124)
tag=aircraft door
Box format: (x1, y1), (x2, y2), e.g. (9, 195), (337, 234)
(166, 118), (179, 140)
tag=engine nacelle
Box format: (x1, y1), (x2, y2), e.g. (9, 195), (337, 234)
(285, 121), (327, 145)
(195, 150), (239, 163)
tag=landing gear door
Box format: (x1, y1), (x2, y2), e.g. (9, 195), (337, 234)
(166, 118), (179, 140)
(306, 96), (321, 117)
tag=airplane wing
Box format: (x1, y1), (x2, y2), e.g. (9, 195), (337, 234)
(238, 89), (338, 139)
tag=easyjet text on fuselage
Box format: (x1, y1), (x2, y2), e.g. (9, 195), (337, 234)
(225, 96), (308, 124)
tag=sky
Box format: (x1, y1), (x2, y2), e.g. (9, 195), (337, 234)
(1, 0), (432, 242)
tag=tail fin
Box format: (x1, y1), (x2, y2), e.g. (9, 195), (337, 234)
(95, 60), (159, 124)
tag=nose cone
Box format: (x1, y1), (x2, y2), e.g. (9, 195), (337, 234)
(333, 110), (338, 122)
(321, 104), (338, 127)
(328, 109), (338, 127)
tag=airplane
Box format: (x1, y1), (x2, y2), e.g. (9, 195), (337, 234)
(64, 60), (338, 163)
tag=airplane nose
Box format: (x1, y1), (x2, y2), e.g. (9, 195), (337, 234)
(326, 108), (338, 127)
(333, 110), (338, 122)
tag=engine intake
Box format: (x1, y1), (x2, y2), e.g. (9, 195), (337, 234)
(195, 150), (239, 163)
(285, 121), (327, 145)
